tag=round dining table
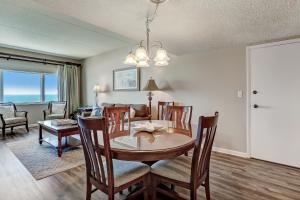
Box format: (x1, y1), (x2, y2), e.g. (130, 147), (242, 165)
(98, 120), (197, 162)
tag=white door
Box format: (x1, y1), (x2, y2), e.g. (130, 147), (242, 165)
(249, 40), (300, 168)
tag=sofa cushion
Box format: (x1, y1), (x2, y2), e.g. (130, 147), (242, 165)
(0, 105), (15, 119)
(114, 104), (130, 107)
(131, 104), (148, 117)
(101, 103), (115, 108)
(5, 117), (27, 125)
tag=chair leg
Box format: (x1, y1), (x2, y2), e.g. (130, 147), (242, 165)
(11, 127), (13, 133)
(143, 190), (149, 200)
(143, 174), (150, 200)
(108, 193), (114, 200)
(151, 178), (157, 200)
(190, 188), (197, 200)
(86, 178), (92, 200)
(25, 123), (29, 132)
(171, 184), (175, 191)
(2, 127), (5, 139)
(204, 174), (211, 200)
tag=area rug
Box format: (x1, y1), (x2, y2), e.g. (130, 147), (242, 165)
(6, 137), (85, 180)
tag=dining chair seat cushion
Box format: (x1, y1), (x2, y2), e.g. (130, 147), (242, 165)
(151, 155), (192, 183)
(46, 114), (65, 120)
(105, 159), (150, 187)
(5, 117), (27, 125)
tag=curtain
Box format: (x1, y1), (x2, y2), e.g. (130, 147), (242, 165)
(58, 64), (80, 117)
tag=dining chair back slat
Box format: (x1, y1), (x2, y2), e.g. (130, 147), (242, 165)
(151, 112), (219, 200)
(104, 106), (130, 125)
(78, 117), (114, 189)
(166, 105), (192, 124)
(191, 112), (219, 187)
(157, 101), (174, 120)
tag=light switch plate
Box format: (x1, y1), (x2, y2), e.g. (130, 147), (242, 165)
(237, 90), (243, 98)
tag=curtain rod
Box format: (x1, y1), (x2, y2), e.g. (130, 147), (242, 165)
(0, 52), (81, 67)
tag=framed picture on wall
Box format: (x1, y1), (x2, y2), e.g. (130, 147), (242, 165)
(113, 67), (140, 91)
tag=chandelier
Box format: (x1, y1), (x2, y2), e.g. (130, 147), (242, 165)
(124, 0), (170, 67)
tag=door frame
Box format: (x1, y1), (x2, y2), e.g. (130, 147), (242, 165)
(246, 38), (300, 157)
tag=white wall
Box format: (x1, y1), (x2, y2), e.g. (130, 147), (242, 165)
(82, 46), (247, 153)
(0, 47), (82, 124)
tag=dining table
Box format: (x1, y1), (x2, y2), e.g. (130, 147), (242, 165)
(98, 120), (198, 163)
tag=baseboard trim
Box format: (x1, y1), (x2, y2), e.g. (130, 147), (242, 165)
(213, 147), (250, 158)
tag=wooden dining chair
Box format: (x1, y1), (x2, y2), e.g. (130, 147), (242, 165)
(78, 116), (150, 200)
(151, 112), (219, 200)
(157, 101), (174, 120)
(166, 105), (193, 124)
(104, 106), (130, 125)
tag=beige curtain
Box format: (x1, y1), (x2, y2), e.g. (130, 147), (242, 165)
(58, 64), (80, 117)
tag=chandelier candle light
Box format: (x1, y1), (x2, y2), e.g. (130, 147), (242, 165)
(124, 0), (170, 67)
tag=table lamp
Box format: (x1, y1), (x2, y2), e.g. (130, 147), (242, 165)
(144, 77), (159, 115)
(93, 84), (102, 107)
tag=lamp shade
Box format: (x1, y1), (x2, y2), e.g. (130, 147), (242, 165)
(137, 60), (150, 67)
(93, 84), (102, 93)
(144, 78), (159, 91)
(154, 48), (170, 62)
(135, 46), (149, 61)
(124, 52), (137, 66)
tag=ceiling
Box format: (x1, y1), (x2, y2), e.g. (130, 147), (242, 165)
(1, 0), (300, 59)
(0, 0), (132, 59)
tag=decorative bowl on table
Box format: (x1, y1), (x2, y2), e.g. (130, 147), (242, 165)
(132, 122), (164, 133)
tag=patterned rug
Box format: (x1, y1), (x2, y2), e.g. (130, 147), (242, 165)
(6, 136), (84, 180)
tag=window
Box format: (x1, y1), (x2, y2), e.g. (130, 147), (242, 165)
(0, 70), (58, 104)
(3, 71), (41, 103)
(45, 74), (58, 102)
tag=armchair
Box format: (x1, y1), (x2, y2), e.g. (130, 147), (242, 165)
(0, 102), (29, 139)
(43, 101), (67, 120)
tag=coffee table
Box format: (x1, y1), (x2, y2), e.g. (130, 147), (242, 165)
(38, 120), (81, 157)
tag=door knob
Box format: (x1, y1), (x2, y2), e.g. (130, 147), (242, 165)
(253, 104), (259, 108)
(253, 90), (258, 94)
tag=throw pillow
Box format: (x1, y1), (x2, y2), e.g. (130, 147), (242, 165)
(52, 103), (66, 114)
(91, 106), (102, 117)
(130, 107), (136, 118)
(0, 105), (15, 119)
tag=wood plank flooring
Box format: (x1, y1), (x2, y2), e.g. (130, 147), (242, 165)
(0, 128), (300, 200)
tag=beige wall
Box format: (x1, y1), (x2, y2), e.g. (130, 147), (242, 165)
(82, 46), (247, 153)
(0, 47), (81, 124)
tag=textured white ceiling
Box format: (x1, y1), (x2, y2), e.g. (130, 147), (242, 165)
(0, 0), (132, 59)
(30, 0), (300, 55)
(1, 0), (300, 58)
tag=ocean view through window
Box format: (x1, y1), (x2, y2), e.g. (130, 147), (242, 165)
(45, 73), (58, 101)
(1, 70), (58, 103)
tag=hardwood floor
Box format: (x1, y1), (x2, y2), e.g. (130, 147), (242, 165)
(0, 128), (300, 200)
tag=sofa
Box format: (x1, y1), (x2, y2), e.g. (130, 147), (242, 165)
(83, 103), (151, 121)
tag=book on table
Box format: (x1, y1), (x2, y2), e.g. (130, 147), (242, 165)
(51, 119), (77, 126)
